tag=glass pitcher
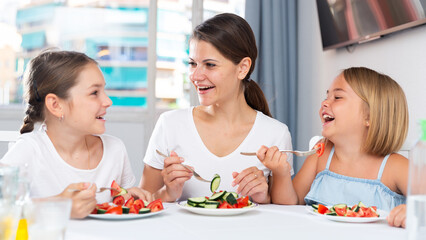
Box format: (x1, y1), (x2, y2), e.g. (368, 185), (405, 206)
(407, 119), (426, 240)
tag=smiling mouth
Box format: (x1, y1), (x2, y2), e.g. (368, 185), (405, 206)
(323, 114), (335, 123)
(198, 86), (215, 91)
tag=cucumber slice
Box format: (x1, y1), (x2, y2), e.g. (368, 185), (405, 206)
(187, 197), (206, 205)
(209, 191), (226, 201)
(122, 206), (130, 214)
(97, 209), (107, 214)
(186, 201), (198, 207)
(312, 204), (319, 210)
(210, 174), (221, 193)
(195, 203), (206, 208)
(332, 203), (347, 209)
(325, 212), (337, 216)
(354, 201), (366, 212)
(222, 192), (231, 201)
(204, 201), (219, 209)
(204, 204), (219, 209)
(229, 192), (238, 198)
(116, 188), (128, 197)
(226, 193), (237, 205)
(139, 208), (151, 214)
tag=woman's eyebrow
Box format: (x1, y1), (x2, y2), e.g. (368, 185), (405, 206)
(202, 59), (219, 63)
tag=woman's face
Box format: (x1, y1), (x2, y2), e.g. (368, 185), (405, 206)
(188, 39), (244, 107)
(62, 63), (112, 135)
(319, 74), (368, 141)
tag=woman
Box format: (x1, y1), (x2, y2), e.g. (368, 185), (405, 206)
(140, 13), (293, 203)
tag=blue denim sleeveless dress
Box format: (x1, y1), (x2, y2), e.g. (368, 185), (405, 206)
(304, 147), (405, 211)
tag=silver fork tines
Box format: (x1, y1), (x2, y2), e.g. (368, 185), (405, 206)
(155, 149), (210, 183)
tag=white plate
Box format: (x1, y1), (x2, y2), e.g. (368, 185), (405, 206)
(177, 201), (258, 216)
(88, 208), (165, 220)
(306, 205), (388, 223)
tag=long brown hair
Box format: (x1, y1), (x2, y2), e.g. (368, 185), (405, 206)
(21, 49), (97, 134)
(191, 13), (271, 117)
(343, 67), (409, 155)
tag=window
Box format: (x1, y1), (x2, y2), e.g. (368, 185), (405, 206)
(0, 0), (245, 109)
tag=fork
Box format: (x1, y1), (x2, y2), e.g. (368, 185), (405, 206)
(240, 147), (320, 157)
(68, 187), (118, 193)
(155, 149), (210, 183)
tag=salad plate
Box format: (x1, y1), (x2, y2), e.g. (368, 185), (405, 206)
(177, 201), (258, 216)
(306, 205), (388, 223)
(88, 208), (166, 220)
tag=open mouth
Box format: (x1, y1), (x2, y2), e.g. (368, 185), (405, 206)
(96, 116), (105, 120)
(323, 114), (335, 123)
(198, 86), (215, 91)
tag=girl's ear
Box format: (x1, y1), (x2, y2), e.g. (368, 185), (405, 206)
(238, 57), (252, 80)
(364, 115), (370, 127)
(45, 93), (63, 119)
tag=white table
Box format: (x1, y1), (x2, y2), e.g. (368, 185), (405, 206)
(66, 203), (406, 240)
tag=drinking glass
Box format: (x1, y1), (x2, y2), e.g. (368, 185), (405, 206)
(27, 197), (72, 240)
(407, 119), (426, 240)
(0, 165), (20, 240)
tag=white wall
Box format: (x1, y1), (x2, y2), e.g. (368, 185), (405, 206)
(296, 1), (426, 171)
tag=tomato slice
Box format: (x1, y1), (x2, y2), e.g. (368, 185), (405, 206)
(236, 196), (249, 208)
(314, 142), (325, 157)
(96, 202), (111, 210)
(133, 199), (144, 211)
(334, 207), (347, 216)
(317, 204), (328, 214)
(106, 206), (123, 215)
(110, 180), (121, 197)
(218, 202), (233, 209)
(124, 197), (134, 208)
(129, 205), (139, 214)
(345, 210), (358, 217)
(147, 199), (164, 212)
(112, 195), (125, 206)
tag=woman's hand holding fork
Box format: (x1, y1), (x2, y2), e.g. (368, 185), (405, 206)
(161, 151), (193, 202)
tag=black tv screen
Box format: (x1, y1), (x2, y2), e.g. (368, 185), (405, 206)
(317, 0), (426, 50)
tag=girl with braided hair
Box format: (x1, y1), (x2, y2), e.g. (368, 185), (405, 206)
(1, 49), (153, 218)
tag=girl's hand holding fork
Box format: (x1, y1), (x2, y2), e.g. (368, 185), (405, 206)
(60, 182), (97, 218)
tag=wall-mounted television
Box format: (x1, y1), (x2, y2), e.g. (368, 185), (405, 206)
(317, 0), (426, 50)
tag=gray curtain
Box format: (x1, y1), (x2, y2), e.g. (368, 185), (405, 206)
(245, 0), (298, 150)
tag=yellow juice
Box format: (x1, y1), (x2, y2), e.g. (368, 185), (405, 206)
(15, 219), (28, 240)
(1, 216), (13, 240)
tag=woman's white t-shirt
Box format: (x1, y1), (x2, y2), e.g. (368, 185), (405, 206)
(144, 107), (293, 201)
(1, 125), (136, 203)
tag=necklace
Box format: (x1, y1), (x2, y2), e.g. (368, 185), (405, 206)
(85, 137), (91, 170)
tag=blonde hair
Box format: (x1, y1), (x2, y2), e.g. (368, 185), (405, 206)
(343, 67), (408, 156)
